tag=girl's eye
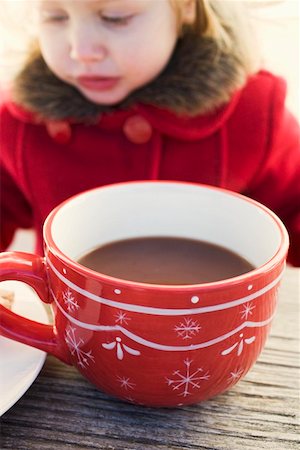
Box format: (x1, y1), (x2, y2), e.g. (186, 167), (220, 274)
(48, 16), (68, 22)
(40, 12), (68, 23)
(101, 15), (133, 26)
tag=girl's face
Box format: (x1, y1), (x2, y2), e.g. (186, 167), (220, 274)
(37, 0), (195, 105)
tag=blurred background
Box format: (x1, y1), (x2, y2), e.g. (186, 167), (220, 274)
(250, 0), (299, 118)
(5, 0), (300, 253)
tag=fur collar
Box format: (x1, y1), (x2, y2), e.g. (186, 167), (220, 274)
(12, 32), (248, 122)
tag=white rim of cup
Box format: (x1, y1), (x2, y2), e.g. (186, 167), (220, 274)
(44, 181), (290, 293)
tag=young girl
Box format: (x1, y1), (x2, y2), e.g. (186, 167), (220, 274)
(1, 0), (299, 266)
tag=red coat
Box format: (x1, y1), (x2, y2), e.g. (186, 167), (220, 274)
(1, 70), (300, 265)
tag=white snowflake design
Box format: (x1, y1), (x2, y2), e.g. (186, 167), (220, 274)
(166, 358), (210, 397)
(240, 302), (255, 320)
(63, 288), (79, 312)
(174, 317), (201, 340)
(227, 368), (244, 384)
(102, 337), (141, 360)
(117, 376), (136, 391)
(115, 310), (131, 326)
(221, 333), (256, 356)
(65, 327), (95, 368)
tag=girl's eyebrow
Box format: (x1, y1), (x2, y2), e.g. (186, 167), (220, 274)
(40, 0), (127, 8)
(85, 0), (134, 6)
(39, 0), (63, 8)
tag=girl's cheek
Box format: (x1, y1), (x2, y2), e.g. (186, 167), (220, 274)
(39, 33), (66, 59)
(39, 39), (69, 78)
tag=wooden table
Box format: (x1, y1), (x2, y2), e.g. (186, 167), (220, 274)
(1, 267), (299, 450)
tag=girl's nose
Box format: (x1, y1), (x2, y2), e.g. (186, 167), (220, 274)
(70, 26), (107, 62)
(70, 42), (107, 62)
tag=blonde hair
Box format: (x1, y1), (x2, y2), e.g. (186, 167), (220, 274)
(0, 0), (38, 87)
(0, 0), (260, 87)
(172, 0), (260, 74)
(172, 0), (231, 44)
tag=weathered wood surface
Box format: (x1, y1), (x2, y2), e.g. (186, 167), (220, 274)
(1, 267), (299, 450)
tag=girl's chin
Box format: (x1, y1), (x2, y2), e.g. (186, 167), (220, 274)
(78, 85), (129, 106)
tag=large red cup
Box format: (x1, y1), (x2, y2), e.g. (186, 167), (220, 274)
(0, 182), (289, 407)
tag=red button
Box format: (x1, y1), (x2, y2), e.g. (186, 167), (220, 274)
(123, 115), (152, 144)
(46, 120), (72, 144)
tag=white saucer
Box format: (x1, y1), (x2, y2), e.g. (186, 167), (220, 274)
(0, 280), (50, 416)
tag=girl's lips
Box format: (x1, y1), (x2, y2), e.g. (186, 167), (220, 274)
(77, 76), (120, 91)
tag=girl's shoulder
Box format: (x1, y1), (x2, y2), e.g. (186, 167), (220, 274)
(0, 93), (38, 152)
(0, 93), (38, 124)
(233, 70), (288, 141)
(239, 70), (287, 111)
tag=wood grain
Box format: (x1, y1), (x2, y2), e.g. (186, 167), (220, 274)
(1, 267), (299, 450)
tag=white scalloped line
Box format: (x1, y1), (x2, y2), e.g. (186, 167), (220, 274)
(47, 258), (283, 316)
(52, 290), (275, 352)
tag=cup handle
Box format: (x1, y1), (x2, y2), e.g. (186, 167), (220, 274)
(0, 252), (72, 364)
